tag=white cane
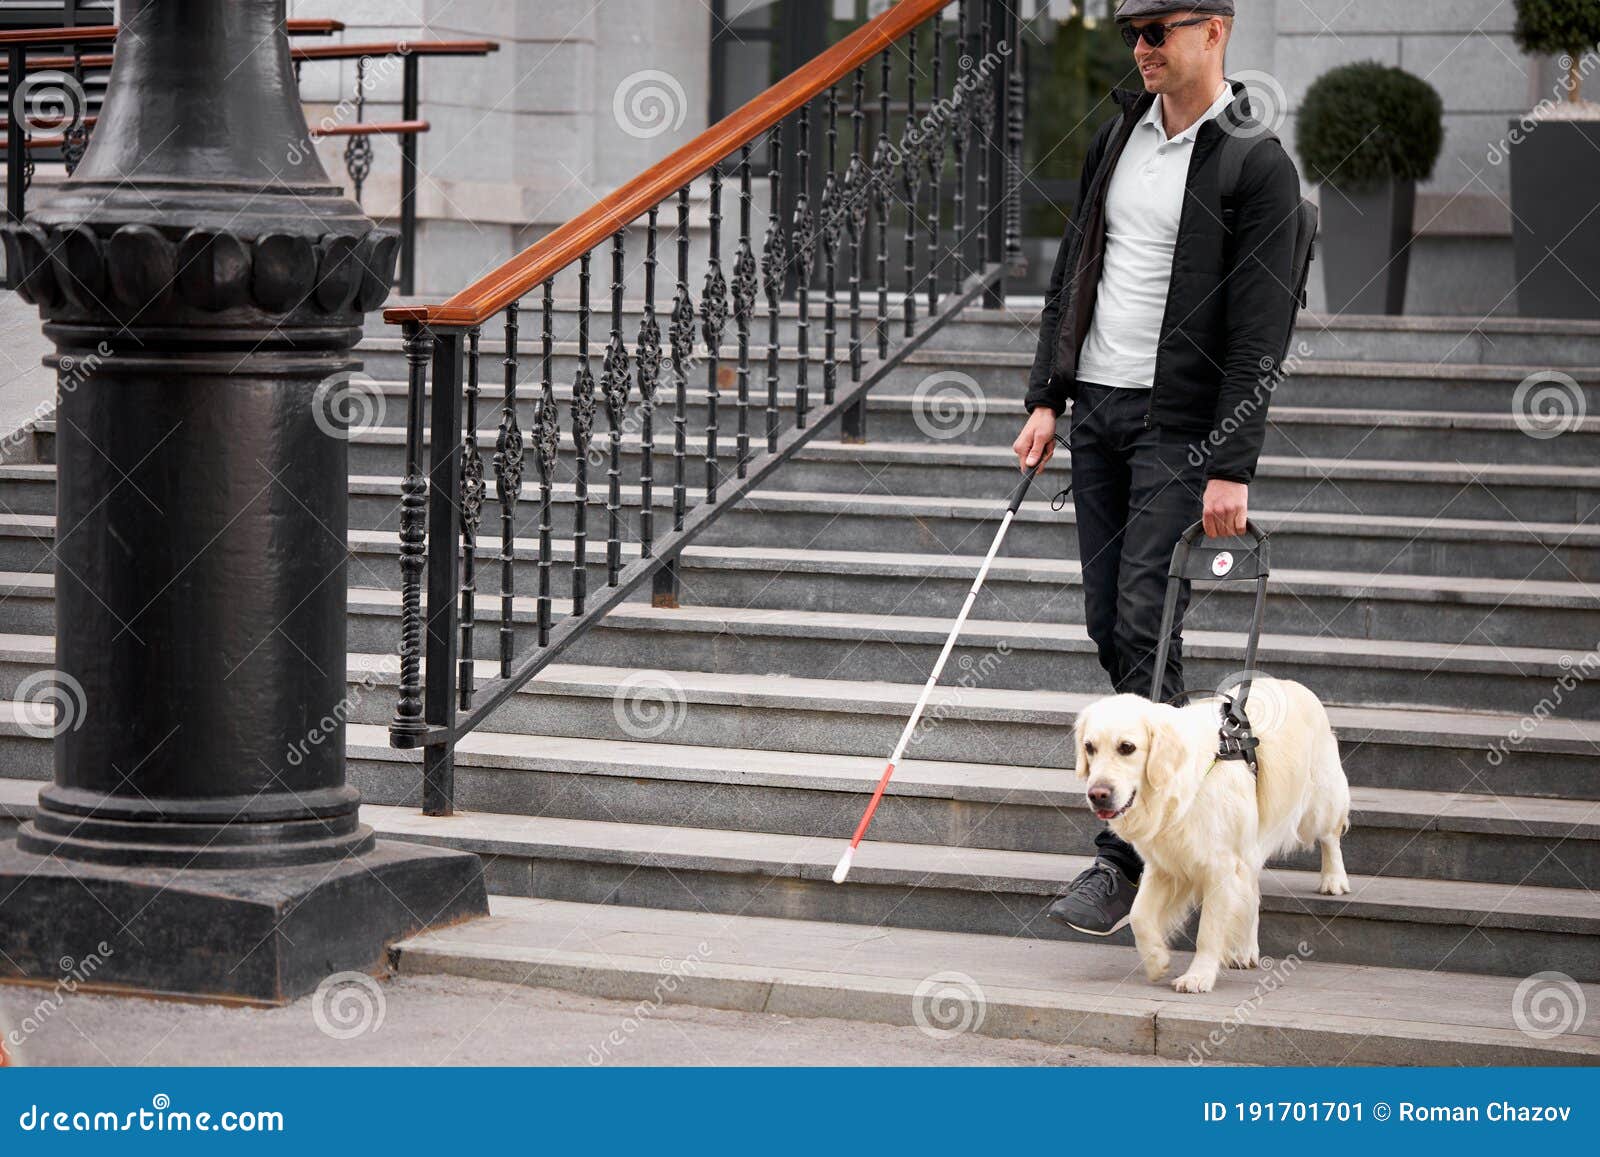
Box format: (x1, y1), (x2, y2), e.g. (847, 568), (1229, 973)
(833, 457), (1055, 884)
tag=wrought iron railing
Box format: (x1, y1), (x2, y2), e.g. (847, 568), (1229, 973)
(385, 0), (1025, 815)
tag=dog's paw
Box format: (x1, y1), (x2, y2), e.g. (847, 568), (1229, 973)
(1172, 969), (1217, 994)
(1318, 872), (1351, 896)
(1228, 947), (1260, 969)
(1142, 947), (1172, 983)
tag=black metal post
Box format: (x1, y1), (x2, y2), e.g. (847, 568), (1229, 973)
(399, 52), (419, 295)
(0, 0), (485, 1005)
(422, 329), (465, 815)
(5, 44), (25, 287)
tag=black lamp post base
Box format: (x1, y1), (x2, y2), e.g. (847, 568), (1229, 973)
(0, 835), (488, 1004)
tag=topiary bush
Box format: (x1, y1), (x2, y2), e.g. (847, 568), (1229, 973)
(1295, 62), (1444, 191)
(1513, 0), (1600, 102)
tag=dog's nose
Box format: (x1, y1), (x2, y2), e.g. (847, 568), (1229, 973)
(1087, 784), (1114, 809)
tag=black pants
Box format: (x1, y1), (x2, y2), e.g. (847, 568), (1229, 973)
(1068, 381), (1207, 882)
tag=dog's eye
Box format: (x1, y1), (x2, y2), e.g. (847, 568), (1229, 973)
(1083, 741), (1096, 756)
(1117, 740), (1137, 756)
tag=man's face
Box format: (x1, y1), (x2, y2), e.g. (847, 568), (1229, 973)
(1128, 12), (1218, 94)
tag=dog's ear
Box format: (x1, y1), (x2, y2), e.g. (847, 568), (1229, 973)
(1072, 710), (1089, 780)
(1142, 707), (1190, 794)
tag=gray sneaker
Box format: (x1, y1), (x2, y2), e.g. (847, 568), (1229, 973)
(1045, 859), (1138, 936)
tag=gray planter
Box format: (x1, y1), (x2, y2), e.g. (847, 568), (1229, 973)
(1510, 117), (1600, 319)
(1319, 179), (1416, 315)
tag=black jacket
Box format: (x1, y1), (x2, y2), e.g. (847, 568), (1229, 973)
(1024, 81), (1303, 484)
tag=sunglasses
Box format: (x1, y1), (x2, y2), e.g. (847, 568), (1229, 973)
(1120, 15), (1212, 48)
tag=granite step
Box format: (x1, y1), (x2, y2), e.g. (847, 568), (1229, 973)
(390, 895), (1600, 1065)
(346, 338), (1600, 415)
(5, 483), (1594, 580)
(5, 522), (1596, 649)
(0, 639), (1587, 799)
(365, 302), (1600, 366)
(2, 716), (1591, 889)
(364, 804), (1600, 981)
(301, 379), (1600, 467)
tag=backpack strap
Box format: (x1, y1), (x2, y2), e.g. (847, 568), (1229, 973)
(1217, 128), (1275, 234)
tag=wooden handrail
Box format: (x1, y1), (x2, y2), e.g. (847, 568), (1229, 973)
(310, 119), (429, 138)
(290, 40), (500, 62)
(0, 38), (498, 72)
(0, 53), (112, 70)
(0, 19), (341, 46)
(386, 0), (953, 327)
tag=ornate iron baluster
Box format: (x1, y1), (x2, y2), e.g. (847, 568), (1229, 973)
(671, 183), (693, 532)
(344, 55), (374, 204)
(953, 1), (971, 291)
(457, 326), (486, 709)
(702, 163), (727, 502)
(602, 230), (631, 585)
(571, 251), (597, 616)
(902, 24), (922, 339)
(973, 1), (996, 275)
(62, 51), (89, 175)
(842, 66), (869, 444)
(732, 143), (757, 478)
(654, 184), (694, 608)
(792, 103), (815, 428)
(390, 323), (434, 743)
(1004, 0), (1024, 277)
(873, 49), (891, 359)
(926, 13), (946, 313)
(761, 121), (786, 454)
(637, 206), (662, 557)
(495, 302), (528, 660)
(820, 86), (841, 407)
(534, 289), (558, 646)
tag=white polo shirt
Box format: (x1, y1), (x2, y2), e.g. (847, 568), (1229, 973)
(1077, 82), (1233, 391)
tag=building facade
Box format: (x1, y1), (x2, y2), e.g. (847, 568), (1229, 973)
(288, 0), (1567, 314)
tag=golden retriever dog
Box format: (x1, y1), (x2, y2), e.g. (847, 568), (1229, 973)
(1073, 678), (1351, 993)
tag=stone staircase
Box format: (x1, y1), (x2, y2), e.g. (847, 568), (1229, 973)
(1, 302), (1598, 1063)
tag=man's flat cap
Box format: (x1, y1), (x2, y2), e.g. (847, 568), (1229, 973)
(1114, 0), (1235, 20)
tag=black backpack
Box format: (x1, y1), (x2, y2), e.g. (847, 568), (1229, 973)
(1217, 128), (1319, 364)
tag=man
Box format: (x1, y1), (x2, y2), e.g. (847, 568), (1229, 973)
(1011, 0), (1301, 935)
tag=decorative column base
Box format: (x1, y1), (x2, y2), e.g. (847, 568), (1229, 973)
(0, 836), (486, 1004)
